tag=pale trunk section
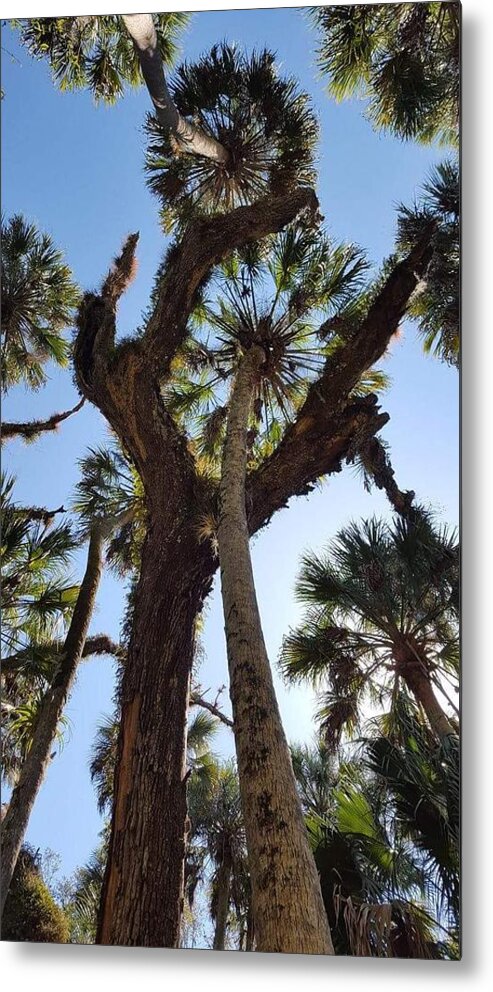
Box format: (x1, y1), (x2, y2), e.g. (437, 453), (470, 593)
(1, 527), (104, 914)
(217, 346), (334, 954)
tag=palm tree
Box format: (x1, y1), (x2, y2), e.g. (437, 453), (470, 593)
(0, 451), (136, 913)
(396, 159), (459, 367)
(166, 227), (376, 953)
(281, 511), (458, 749)
(291, 736), (457, 958)
(145, 43), (318, 230)
(1, 214), (79, 392)
(312, 3), (460, 146)
(14, 13), (189, 105)
(187, 760), (248, 951)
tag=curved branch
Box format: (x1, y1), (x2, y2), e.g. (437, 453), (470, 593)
(144, 186), (320, 374)
(1, 398), (84, 443)
(1, 635), (125, 675)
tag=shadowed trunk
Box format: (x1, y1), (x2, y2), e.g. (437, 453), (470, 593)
(96, 516), (215, 947)
(217, 346), (334, 954)
(1, 525), (104, 915)
(212, 847), (233, 951)
(394, 639), (456, 742)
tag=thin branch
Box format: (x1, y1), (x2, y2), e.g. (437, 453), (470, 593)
(1, 398), (85, 443)
(1, 635), (125, 675)
(190, 691), (234, 729)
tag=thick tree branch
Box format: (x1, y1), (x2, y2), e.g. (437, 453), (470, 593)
(143, 187), (320, 375)
(122, 14), (229, 163)
(1, 398), (84, 443)
(247, 227), (435, 535)
(358, 435), (418, 520)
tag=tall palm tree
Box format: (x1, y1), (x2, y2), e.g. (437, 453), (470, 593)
(0, 450), (136, 913)
(281, 512), (459, 749)
(312, 3), (460, 146)
(163, 226), (385, 953)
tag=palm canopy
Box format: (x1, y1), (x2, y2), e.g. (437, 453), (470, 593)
(281, 510), (459, 748)
(162, 223), (380, 478)
(397, 159), (459, 367)
(312, 3), (459, 146)
(295, 741), (456, 958)
(14, 13), (189, 104)
(1, 215), (80, 392)
(145, 43), (319, 230)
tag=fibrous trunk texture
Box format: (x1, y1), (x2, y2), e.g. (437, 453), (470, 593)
(1, 526), (104, 915)
(394, 639), (456, 742)
(217, 346), (334, 955)
(96, 518), (214, 947)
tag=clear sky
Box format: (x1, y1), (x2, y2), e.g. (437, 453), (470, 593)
(1, 7), (458, 884)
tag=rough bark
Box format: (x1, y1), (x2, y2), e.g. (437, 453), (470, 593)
(393, 638), (455, 742)
(213, 849), (232, 951)
(96, 518), (215, 947)
(1, 525), (104, 915)
(1, 397), (84, 443)
(73, 199), (434, 948)
(217, 346), (334, 954)
(122, 14), (229, 163)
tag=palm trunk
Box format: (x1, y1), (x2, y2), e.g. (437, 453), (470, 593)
(394, 639), (456, 743)
(1, 525), (104, 915)
(121, 14), (229, 163)
(217, 346), (334, 955)
(213, 848), (232, 951)
(96, 517), (215, 947)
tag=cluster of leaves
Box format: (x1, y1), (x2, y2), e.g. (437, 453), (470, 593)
(2, 844), (70, 943)
(1, 215), (80, 391)
(14, 13), (190, 104)
(312, 3), (460, 146)
(145, 44), (318, 230)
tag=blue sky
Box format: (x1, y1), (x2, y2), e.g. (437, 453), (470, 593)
(1, 8), (458, 883)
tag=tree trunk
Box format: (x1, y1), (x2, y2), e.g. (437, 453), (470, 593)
(213, 848), (232, 951)
(394, 639), (456, 743)
(121, 14), (229, 163)
(1, 526), (104, 915)
(96, 516), (215, 947)
(216, 346), (334, 955)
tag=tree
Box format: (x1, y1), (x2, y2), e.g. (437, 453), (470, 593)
(67, 35), (438, 945)
(312, 3), (460, 146)
(0, 454), (133, 913)
(2, 844), (70, 943)
(281, 511), (459, 749)
(1, 215), (83, 440)
(291, 736), (458, 958)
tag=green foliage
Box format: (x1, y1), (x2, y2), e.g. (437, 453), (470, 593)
(2, 845), (70, 943)
(145, 43), (318, 229)
(312, 4), (460, 146)
(397, 159), (459, 366)
(281, 510), (459, 747)
(15, 14), (190, 104)
(1, 215), (80, 391)
(163, 224), (374, 479)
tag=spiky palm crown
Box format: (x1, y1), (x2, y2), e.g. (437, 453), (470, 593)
(281, 511), (459, 749)
(145, 44), (319, 230)
(397, 159), (459, 367)
(313, 4), (459, 146)
(163, 224), (373, 478)
(15, 13), (190, 103)
(1, 215), (80, 392)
